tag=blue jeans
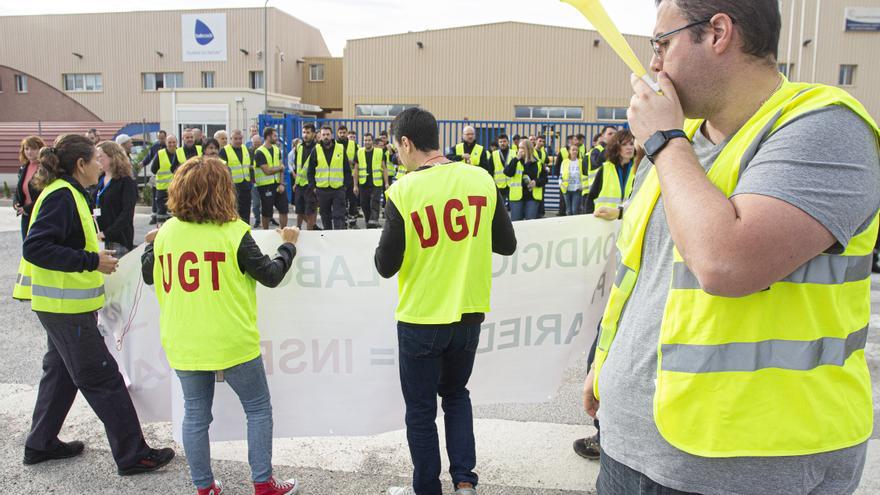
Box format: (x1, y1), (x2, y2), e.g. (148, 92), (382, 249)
(564, 190), (582, 216)
(175, 356), (273, 489)
(250, 185), (261, 224)
(398, 321), (481, 495)
(509, 200), (539, 221)
(598, 448), (697, 495)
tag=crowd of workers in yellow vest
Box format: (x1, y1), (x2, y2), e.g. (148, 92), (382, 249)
(146, 122), (640, 230)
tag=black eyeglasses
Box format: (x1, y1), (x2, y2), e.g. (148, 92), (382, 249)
(649, 17), (713, 58)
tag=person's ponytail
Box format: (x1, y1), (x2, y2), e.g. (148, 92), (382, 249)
(32, 134), (95, 189)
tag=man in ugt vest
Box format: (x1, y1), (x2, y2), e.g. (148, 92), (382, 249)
(376, 108), (517, 495)
(586, 0), (880, 493)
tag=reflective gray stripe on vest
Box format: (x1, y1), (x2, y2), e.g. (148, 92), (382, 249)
(595, 196), (622, 205)
(16, 273), (32, 287)
(661, 326), (868, 373)
(615, 264), (632, 288)
(671, 254), (872, 290)
(31, 285), (105, 300)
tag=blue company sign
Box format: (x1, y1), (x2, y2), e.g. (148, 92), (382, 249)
(845, 8), (880, 32)
(194, 19), (215, 45)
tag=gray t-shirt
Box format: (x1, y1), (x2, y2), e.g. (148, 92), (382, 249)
(598, 106), (879, 495)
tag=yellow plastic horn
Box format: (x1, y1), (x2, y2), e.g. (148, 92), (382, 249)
(561, 0), (661, 93)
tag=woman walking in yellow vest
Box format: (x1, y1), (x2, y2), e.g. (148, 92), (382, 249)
(14, 134), (175, 475)
(141, 156), (301, 495)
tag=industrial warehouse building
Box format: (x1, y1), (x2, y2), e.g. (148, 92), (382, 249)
(0, 0), (878, 176)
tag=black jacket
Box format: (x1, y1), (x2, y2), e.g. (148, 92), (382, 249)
(22, 176), (100, 273)
(93, 174), (138, 250)
(14, 162), (42, 216)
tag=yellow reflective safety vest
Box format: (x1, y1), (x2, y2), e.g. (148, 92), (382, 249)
(254, 145), (281, 187)
(490, 149), (514, 189)
(532, 147), (548, 201)
(386, 162), (497, 324)
(155, 149), (175, 191)
(294, 143), (313, 187)
(316, 142), (345, 189)
(593, 77), (880, 458)
(13, 178), (104, 313)
(585, 144), (605, 188)
(593, 160), (635, 210)
(454, 143), (484, 166)
(153, 217), (259, 371)
(506, 160), (525, 202)
(357, 147), (384, 187)
(176, 145), (203, 164)
(344, 140), (357, 164)
(223, 145), (251, 184)
(560, 158), (589, 194)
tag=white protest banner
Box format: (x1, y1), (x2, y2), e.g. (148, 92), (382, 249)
(99, 215), (618, 441)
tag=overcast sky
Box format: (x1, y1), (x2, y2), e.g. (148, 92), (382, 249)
(0, 0), (659, 56)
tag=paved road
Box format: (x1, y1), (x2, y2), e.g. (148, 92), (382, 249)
(0, 209), (877, 494)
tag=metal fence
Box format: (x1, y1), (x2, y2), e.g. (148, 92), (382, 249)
(257, 114), (622, 212)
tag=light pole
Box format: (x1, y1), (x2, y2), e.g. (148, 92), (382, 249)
(264, 0), (269, 116)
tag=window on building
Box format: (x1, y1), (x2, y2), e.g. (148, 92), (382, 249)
(778, 63), (794, 78)
(309, 64), (325, 82)
(201, 71), (215, 88)
(514, 105), (583, 120)
(355, 104), (418, 117)
(838, 65), (857, 86)
(250, 70), (264, 90)
(143, 72), (184, 91)
(14, 74), (28, 93)
(597, 106), (628, 120)
(63, 73), (103, 92)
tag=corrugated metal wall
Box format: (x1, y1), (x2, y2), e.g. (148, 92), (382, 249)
(343, 22), (655, 120)
(0, 8), (330, 122)
(779, 0), (879, 117)
(301, 56), (344, 111)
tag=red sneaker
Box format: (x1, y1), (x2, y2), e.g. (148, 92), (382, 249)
(253, 477), (299, 495)
(197, 480), (222, 495)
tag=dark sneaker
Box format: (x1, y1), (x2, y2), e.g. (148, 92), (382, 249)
(573, 435), (600, 460)
(270, 219), (280, 226)
(118, 447), (175, 475)
(149, 217), (158, 225)
(23, 440), (85, 465)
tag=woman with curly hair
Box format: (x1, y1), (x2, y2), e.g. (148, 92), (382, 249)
(93, 141), (138, 256)
(13, 135), (46, 239)
(141, 156), (302, 495)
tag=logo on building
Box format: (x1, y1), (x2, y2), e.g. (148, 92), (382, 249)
(194, 19), (215, 45)
(182, 13), (227, 62)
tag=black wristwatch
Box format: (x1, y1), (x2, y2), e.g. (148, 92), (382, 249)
(644, 129), (688, 164)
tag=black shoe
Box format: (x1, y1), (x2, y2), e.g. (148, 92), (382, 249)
(311, 225), (322, 231)
(573, 435), (600, 460)
(148, 217), (158, 225)
(23, 440), (85, 465)
(253, 220), (261, 228)
(118, 447), (175, 476)
(270, 219), (280, 226)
